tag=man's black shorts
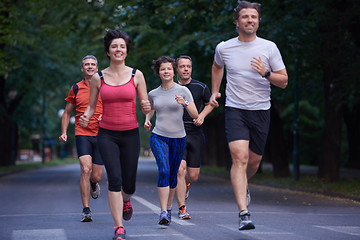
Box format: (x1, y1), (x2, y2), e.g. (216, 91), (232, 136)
(182, 133), (205, 168)
(75, 135), (103, 165)
(225, 107), (270, 155)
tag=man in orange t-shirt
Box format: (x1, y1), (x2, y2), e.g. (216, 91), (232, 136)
(59, 55), (104, 222)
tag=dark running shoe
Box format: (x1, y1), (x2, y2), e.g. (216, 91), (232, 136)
(81, 207), (92, 222)
(90, 181), (100, 199)
(113, 226), (126, 240)
(123, 200), (133, 221)
(158, 210), (170, 226)
(239, 210), (255, 230)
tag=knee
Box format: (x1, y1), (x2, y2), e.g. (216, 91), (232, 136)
(91, 174), (102, 183)
(248, 158), (261, 172)
(177, 166), (186, 178)
(188, 171), (199, 183)
(81, 165), (92, 176)
(232, 153), (249, 168)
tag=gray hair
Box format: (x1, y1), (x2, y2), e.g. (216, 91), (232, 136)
(81, 55), (98, 67)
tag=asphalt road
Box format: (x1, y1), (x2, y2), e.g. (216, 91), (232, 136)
(0, 158), (359, 240)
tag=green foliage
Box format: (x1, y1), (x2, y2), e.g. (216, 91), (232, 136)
(281, 100), (323, 165)
(1, 0), (359, 171)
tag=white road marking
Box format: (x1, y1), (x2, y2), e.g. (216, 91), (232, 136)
(132, 195), (194, 226)
(12, 229), (67, 240)
(315, 226), (360, 236)
(218, 224), (294, 240)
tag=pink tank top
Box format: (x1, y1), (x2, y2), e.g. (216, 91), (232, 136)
(99, 69), (138, 131)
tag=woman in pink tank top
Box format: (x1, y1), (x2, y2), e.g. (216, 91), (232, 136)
(80, 29), (151, 240)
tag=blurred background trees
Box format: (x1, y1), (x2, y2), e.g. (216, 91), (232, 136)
(1, 0), (359, 181)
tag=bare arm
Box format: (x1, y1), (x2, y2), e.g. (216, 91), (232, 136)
(134, 70), (151, 115)
(251, 57), (288, 89)
(79, 74), (100, 127)
(175, 95), (199, 119)
(144, 109), (155, 131)
(59, 102), (74, 142)
(193, 103), (214, 126)
(185, 101), (199, 119)
(266, 68), (288, 89)
(210, 61), (224, 107)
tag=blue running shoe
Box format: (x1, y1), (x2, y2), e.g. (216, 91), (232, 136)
(158, 210), (170, 226)
(239, 210), (255, 230)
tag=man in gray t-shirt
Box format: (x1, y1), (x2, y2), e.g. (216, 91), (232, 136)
(209, 1), (288, 231)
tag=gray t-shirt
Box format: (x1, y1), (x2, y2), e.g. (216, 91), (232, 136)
(214, 36), (286, 110)
(149, 83), (193, 138)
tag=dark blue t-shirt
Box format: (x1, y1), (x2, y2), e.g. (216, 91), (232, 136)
(182, 79), (211, 134)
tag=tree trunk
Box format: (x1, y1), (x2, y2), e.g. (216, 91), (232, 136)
(0, 116), (17, 166)
(343, 104), (360, 169)
(318, 72), (342, 180)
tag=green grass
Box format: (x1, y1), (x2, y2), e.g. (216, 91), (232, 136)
(201, 166), (360, 200)
(0, 158), (78, 173)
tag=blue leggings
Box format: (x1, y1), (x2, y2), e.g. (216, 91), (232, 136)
(150, 133), (186, 188)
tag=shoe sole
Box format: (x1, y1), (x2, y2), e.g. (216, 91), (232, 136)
(179, 215), (191, 220)
(158, 218), (170, 226)
(239, 222), (255, 230)
(123, 213), (133, 221)
(91, 184), (100, 199)
(123, 209), (133, 221)
(81, 217), (92, 222)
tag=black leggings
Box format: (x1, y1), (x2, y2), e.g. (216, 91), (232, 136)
(98, 127), (140, 193)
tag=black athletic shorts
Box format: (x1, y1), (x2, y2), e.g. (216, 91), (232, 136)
(182, 133), (205, 168)
(75, 135), (103, 165)
(225, 107), (270, 155)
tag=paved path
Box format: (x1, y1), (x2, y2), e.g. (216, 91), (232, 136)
(0, 158), (359, 240)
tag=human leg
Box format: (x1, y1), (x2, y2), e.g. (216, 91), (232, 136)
(229, 140), (250, 213)
(184, 133), (204, 199)
(78, 155), (93, 208)
(118, 129), (140, 221)
(176, 160), (187, 207)
(186, 167), (200, 184)
(247, 150), (262, 180)
(97, 128), (124, 227)
(108, 190), (124, 227)
(90, 135), (104, 183)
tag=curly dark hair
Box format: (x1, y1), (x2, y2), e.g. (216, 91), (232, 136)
(103, 29), (132, 59)
(152, 56), (177, 76)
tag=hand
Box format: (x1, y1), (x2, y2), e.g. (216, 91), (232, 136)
(141, 99), (151, 114)
(144, 120), (152, 131)
(175, 95), (186, 106)
(59, 133), (67, 143)
(250, 57), (267, 77)
(79, 115), (90, 127)
(209, 92), (221, 108)
(193, 116), (204, 126)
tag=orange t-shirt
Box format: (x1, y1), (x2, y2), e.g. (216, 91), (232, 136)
(65, 79), (103, 136)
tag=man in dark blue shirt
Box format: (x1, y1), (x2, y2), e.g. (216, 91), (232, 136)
(175, 55), (214, 220)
